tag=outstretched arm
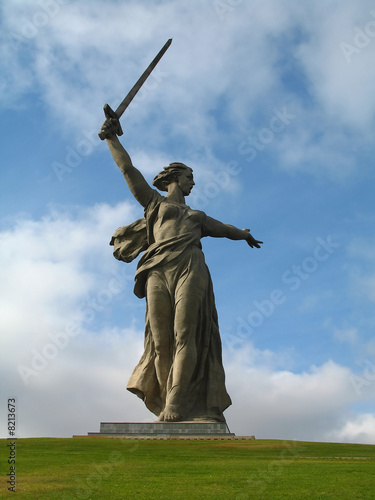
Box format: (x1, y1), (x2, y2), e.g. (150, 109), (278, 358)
(205, 216), (263, 248)
(100, 118), (154, 208)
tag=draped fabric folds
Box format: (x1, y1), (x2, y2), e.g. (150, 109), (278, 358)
(110, 190), (231, 421)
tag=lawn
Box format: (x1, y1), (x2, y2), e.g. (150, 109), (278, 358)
(1, 437), (375, 499)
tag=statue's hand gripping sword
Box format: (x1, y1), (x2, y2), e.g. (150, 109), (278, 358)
(98, 38), (172, 140)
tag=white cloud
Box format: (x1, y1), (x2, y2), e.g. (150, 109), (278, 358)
(294, 3), (375, 132)
(13, 326), (151, 438)
(275, 124), (358, 180)
(346, 238), (375, 304)
(334, 327), (358, 343)
(1, 0), (374, 181)
(0, 201), (138, 359)
(0, 201), (374, 442)
(329, 413), (375, 443)
(0, 201), (148, 437)
(225, 349), (375, 443)
(349, 270), (375, 305)
(1, 1), (375, 444)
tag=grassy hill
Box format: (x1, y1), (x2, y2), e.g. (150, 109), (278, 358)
(1, 437), (375, 499)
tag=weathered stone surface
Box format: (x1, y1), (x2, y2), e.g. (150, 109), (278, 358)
(99, 120), (262, 423)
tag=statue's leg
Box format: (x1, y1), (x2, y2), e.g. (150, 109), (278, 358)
(163, 265), (207, 421)
(146, 272), (173, 411)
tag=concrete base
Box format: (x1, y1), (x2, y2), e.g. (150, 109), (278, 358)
(87, 421), (235, 438)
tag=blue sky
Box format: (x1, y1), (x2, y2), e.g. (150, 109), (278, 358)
(1, 0), (375, 443)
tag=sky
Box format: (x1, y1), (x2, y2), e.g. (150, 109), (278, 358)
(1, 0), (375, 444)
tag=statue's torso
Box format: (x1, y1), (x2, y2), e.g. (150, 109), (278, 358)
(152, 199), (204, 244)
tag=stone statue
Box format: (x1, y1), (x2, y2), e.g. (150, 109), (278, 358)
(100, 119), (263, 423)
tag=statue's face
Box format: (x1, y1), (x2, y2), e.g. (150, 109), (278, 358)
(177, 170), (195, 196)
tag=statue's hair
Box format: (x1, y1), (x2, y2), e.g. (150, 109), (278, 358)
(152, 162), (193, 192)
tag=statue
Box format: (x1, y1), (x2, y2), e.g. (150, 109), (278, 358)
(99, 41), (262, 423)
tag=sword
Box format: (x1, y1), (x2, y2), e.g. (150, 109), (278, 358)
(98, 38), (172, 140)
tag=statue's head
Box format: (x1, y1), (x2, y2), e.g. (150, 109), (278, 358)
(153, 163), (194, 195)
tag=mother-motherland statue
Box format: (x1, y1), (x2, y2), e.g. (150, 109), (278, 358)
(99, 40), (262, 423)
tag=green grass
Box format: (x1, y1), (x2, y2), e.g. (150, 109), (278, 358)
(1, 438), (375, 499)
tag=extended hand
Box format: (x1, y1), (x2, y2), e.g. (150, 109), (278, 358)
(243, 228), (263, 248)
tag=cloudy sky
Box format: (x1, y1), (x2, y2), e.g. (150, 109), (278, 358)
(1, 0), (375, 443)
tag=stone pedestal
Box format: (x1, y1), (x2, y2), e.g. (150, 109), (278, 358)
(87, 421), (235, 438)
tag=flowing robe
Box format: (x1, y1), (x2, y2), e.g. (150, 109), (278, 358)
(111, 190), (231, 421)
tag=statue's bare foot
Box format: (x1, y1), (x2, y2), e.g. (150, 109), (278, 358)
(157, 411), (165, 422)
(163, 405), (182, 422)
